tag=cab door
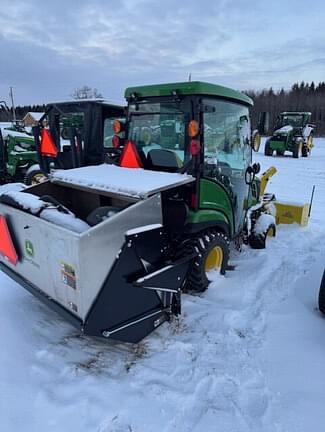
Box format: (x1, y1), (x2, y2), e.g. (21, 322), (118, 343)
(202, 99), (251, 234)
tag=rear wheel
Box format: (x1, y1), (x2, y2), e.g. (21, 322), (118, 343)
(182, 230), (230, 292)
(264, 141), (273, 156)
(318, 270), (325, 314)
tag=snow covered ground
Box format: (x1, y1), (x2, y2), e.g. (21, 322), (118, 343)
(1, 138), (325, 432)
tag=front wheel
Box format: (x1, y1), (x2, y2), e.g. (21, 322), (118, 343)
(249, 214), (276, 249)
(181, 230), (230, 292)
(302, 145), (308, 157)
(292, 140), (302, 158)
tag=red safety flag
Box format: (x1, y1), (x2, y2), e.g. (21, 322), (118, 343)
(119, 140), (143, 169)
(0, 215), (18, 265)
(40, 129), (58, 157)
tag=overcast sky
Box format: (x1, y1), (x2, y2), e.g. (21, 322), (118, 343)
(0, 0), (324, 105)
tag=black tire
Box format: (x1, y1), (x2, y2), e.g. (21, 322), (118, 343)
(24, 169), (47, 186)
(292, 141), (301, 158)
(264, 141), (273, 156)
(276, 150), (284, 156)
(249, 222), (276, 249)
(181, 230), (230, 292)
(302, 145), (308, 157)
(318, 270), (325, 314)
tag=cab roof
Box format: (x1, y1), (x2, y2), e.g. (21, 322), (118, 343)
(47, 99), (124, 110)
(125, 81), (253, 106)
(281, 111), (311, 116)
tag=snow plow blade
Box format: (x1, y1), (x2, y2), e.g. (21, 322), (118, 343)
(0, 165), (195, 343)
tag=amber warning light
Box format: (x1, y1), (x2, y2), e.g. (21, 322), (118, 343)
(0, 215), (18, 265)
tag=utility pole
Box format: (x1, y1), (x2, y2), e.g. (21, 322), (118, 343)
(9, 86), (16, 123)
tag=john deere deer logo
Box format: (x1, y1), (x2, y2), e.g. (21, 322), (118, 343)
(25, 240), (34, 258)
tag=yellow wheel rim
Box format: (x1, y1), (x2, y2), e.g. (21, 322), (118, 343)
(31, 173), (46, 184)
(205, 246), (223, 272)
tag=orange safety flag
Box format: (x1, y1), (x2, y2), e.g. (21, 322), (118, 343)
(40, 129), (58, 157)
(0, 215), (18, 265)
(119, 140), (143, 169)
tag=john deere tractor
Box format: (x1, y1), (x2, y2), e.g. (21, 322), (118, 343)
(114, 81), (276, 291)
(0, 82), (305, 343)
(0, 125), (44, 185)
(33, 99), (125, 173)
(265, 112), (314, 158)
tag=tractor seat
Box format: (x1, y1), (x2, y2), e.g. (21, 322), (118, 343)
(146, 149), (182, 172)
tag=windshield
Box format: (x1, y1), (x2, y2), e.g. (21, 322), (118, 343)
(128, 101), (187, 170)
(280, 114), (304, 128)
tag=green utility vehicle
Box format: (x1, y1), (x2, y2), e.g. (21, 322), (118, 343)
(265, 111), (314, 158)
(114, 81), (275, 291)
(0, 125), (44, 185)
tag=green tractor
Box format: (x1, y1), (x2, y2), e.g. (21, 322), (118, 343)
(265, 111), (314, 158)
(111, 81), (276, 291)
(0, 124), (45, 185)
(0, 82), (303, 342)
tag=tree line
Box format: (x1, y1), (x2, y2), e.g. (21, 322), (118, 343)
(1, 82), (325, 135)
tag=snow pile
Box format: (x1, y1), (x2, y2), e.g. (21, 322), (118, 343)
(0, 183), (26, 194)
(1, 129), (32, 139)
(0, 190), (44, 214)
(51, 164), (194, 198)
(0, 189), (89, 233)
(40, 209), (90, 234)
(253, 213), (275, 235)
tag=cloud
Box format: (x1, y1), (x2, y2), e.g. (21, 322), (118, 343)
(0, 0), (324, 104)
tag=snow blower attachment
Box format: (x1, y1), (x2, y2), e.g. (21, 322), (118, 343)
(0, 166), (194, 343)
(258, 167), (311, 227)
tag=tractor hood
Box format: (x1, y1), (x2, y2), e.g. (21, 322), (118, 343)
(273, 125), (293, 136)
(50, 164), (195, 200)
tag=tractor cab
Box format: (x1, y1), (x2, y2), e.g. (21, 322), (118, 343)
(119, 82), (260, 238)
(34, 100), (125, 173)
(276, 112), (311, 132)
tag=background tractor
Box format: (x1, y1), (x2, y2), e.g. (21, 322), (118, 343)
(265, 111), (314, 158)
(0, 123), (44, 185)
(34, 99), (125, 173)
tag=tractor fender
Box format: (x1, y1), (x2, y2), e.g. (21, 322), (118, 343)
(25, 163), (41, 175)
(186, 209), (231, 237)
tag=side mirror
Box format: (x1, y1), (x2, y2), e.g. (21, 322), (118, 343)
(251, 129), (261, 152)
(257, 112), (270, 135)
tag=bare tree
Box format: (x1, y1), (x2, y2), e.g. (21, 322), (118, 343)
(71, 85), (103, 100)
